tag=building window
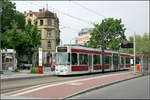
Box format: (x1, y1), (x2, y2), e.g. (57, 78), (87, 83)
(48, 41), (51, 49)
(48, 19), (51, 25)
(40, 20), (43, 25)
(47, 30), (51, 37)
(30, 14), (32, 17)
(28, 19), (32, 25)
(38, 30), (41, 35)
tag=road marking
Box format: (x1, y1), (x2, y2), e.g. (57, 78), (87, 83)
(66, 82), (84, 85)
(11, 72), (132, 96)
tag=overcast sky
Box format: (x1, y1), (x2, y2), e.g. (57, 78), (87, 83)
(12, 1), (149, 44)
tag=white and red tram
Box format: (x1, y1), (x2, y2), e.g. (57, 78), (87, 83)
(55, 45), (131, 75)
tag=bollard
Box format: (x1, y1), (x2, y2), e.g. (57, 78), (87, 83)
(136, 64), (140, 71)
(39, 66), (43, 74)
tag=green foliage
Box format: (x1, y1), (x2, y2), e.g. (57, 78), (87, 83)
(2, 21), (24, 49)
(12, 68), (20, 72)
(24, 20), (41, 49)
(30, 67), (39, 74)
(86, 18), (126, 50)
(123, 33), (150, 54)
(1, 0), (25, 33)
(1, 0), (41, 66)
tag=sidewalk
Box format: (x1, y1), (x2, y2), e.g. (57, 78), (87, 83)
(1, 70), (55, 81)
(2, 71), (143, 99)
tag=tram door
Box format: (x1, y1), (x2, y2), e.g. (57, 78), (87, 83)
(89, 54), (93, 72)
(113, 53), (119, 70)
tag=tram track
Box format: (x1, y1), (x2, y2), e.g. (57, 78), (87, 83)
(1, 70), (130, 94)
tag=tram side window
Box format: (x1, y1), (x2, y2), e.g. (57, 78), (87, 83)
(121, 57), (124, 64)
(109, 56), (112, 65)
(67, 53), (70, 65)
(71, 53), (78, 65)
(126, 57), (130, 64)
(105, 55), (110, 64)
(79, 54), (88, 65)
(93, 55), (100, 65)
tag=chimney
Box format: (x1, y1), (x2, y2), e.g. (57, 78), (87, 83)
(54, 13), (57, 17)
(29, 10), (32, 13)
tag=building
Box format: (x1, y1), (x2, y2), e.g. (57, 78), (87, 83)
(25, 8), (60, 65)
(75, 28), (93, 45)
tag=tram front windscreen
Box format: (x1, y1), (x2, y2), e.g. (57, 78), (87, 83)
(56, 53), (70, 65)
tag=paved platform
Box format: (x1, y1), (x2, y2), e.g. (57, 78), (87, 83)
(1, 71), (55, 81)
(2, 71), (142, 99)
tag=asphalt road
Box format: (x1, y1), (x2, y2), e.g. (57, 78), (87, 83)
(70, 75), (150, 99)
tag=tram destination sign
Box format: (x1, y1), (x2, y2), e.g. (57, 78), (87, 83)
(120, 41), (134, 48)
(57, 47), (67, 52)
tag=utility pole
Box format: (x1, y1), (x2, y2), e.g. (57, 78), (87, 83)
(102, 20), (105, 73)
(134, 32), (136, 74)
(0, 48), (2, 74)
(0, 0), (2, 74)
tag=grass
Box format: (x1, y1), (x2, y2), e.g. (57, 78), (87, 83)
(30, 67), (39, 74)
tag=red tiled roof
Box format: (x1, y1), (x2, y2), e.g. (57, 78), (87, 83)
(32, 10), (57, 18)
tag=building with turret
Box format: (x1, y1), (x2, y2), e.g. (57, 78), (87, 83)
(25, 8), (60, 65)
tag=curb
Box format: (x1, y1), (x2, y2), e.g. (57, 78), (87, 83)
(64, 74), (144, 99)
(1, 74), (55, 81)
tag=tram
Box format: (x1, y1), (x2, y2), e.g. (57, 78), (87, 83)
(55, 44), (131, 75)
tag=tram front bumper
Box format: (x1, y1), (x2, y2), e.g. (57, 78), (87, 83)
(55, 67), (68, 75)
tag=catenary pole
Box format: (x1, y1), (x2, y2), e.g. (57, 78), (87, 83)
(102, 20), (105, 73)
(0, 1), (2, 74)
(134, 32), (136, 74)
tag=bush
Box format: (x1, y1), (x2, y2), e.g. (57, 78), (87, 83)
(12, 69), (19, 72)
(30, 67), (39, 74)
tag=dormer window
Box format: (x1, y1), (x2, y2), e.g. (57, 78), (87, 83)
(30, 14), (32, 17)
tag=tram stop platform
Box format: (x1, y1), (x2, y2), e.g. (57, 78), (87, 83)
(1, 70), (55, 81)
(2, 71), (143, 99)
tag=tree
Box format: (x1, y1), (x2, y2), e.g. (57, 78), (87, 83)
(1, 0), (41, 67)
(1, 0), (16, 33)
(123, 33), (150, 54)
(24, 20), (41, 64)
(1, 20), (27, 56)
(86, 18), (126, 50)
(1, 0), (25, 33)
(1, 0), (25, 48)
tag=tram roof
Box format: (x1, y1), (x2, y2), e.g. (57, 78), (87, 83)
(58, 44), (131, 54)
